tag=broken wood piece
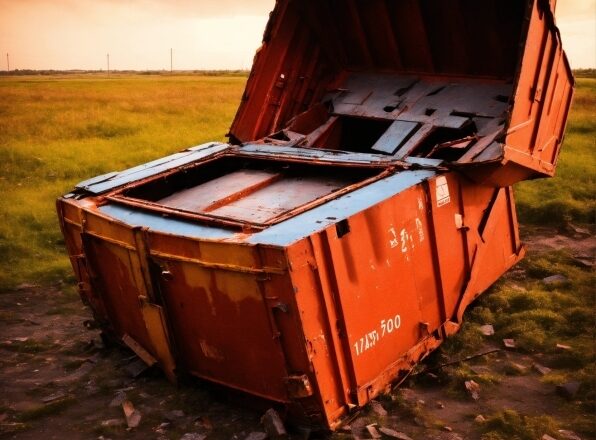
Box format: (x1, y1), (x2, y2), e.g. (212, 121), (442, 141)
(533, 363), (552, 376)
(122, 400), (142, 429)
(369, 400), (388, 416)
(122, 334), (157, 367)
(41, 392), (68, 404)
(366, 424), (382, 439)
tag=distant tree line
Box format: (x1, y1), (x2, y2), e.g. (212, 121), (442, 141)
(573, 68), (596, 78)
(0, 69), (250, 77)
(0, 68), (593, 78)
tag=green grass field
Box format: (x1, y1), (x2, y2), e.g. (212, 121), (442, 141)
(0, 74), (246, 289)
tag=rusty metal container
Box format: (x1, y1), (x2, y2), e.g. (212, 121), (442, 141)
(57, 0), (573, 430)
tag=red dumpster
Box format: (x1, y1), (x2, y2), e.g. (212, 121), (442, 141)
(57, 0), (573, 430)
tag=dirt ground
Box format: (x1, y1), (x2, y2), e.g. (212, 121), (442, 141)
(0, 228), (593, 440)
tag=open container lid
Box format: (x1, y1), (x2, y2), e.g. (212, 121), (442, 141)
(230, 0), (574, 186)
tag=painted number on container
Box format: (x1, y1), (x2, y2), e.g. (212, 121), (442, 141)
(353, 314), (402, 356)
(389, 220), (424, 253)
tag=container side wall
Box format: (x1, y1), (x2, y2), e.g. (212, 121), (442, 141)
(134, 232), (295, 403)
(57, 199), (110, 324)
(286, 174), (524, 428)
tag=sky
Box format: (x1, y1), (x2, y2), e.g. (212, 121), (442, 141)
(0, 0), (594, 71)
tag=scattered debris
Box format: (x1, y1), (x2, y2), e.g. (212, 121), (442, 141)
(556, 382), (581, 400)
(542, 435), (557, 440)
(124, 358), (151, 378)
(180, 434), (207, 440)
(442, 425), (453, 432)
(154, 422), (170, 434)
(533, 363), (552, 376)
(366, 424), (382, 439)
(122, 334), (157, 367)
(101, 419), (125, 428)
(377, 428), (413, 440)
(436, 401), (445, 409)
(556, 343), (572, 351)
(425, 372), (440, 382)
(245, 432), (268, 440)
(115, 385), (136, 393)
(261, 408), (287, 439)
(370, 400), (388, 416)
(503, 339), (516, 349)
(122, 400), (142, 429)
(474, 415), (486, 423)
(195, 416), (213, 430)
(13, 337), (30, 342)
(416, 399), (425, 406)
(109, 392), (127, 408)
(16, 283), (39, 290)
(349, 416), (369, 437)
(42, 392), (68, 404)
(464, 380), (481, 400)
(479, 324), (495, 336)
(165, 410), (185, 421)
(504, 361), (527, 375)
(542, 274), (568, 286)
(564, 223), (591, 237)
(558, 429), (582, 440)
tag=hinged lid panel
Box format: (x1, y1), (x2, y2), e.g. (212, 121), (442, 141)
(230, 0), (574, 186)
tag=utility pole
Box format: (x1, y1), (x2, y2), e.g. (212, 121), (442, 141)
(6, 53), (9, 72)
(107, 53), (110, 75)
(170, 48), (173, 74)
